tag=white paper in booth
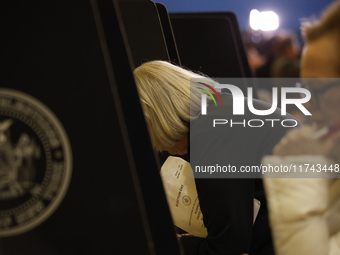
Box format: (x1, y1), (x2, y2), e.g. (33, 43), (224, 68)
(160, 156), (261, 238)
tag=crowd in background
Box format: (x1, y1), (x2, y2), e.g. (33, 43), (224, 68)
(244, 30), (308, 123)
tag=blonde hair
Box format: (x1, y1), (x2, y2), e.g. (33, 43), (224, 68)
(133, 61), (215, 151)
(302, 1), (340, 43)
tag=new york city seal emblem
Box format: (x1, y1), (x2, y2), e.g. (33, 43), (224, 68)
(0, 88), (72, 237)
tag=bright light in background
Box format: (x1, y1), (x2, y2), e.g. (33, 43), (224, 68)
(261, 11), (279, 31)
(249, 9), (279, 31)
(249, 10), (261, 30)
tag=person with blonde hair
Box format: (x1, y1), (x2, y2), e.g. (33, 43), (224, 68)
(263, 1), (340, 254)
(134, 60), (298, 255)
(133, 60), (210, 153)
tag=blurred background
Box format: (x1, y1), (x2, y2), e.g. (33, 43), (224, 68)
(158, 0), (334, 77)
(157, 0), (335, 123)
(157, 0), (333, 31)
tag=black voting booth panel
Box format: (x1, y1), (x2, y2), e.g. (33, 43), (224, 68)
(170, 12), (253, 93)
(0, 0), (181, 254)
(155, 3), (182, 65)
(117, 0), (170, 67)
(117, 0), (180, 66)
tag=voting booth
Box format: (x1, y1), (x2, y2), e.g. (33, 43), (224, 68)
(0, 0), (180, 254)
(170, 12), (254, 94)
(0, 0), (254, 254)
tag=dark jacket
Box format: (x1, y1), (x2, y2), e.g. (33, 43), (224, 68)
(180, 93), (299, 255)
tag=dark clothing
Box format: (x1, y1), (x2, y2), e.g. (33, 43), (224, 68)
(270, 56), (300, 78)
(180, 93), (299, 255)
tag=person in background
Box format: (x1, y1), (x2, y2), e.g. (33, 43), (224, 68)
(270, 31), (301, 79)
(246, 45), (266, 75)
(270, 31), (304, 122)
(263, 1), (340, 254)
(255, 36), (281, 79)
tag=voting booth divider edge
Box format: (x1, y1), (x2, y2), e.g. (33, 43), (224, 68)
(92, 0), (182, 254)
(0, 0), (182, 254)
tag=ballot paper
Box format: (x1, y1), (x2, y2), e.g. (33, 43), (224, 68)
(160, 156), (261, 238)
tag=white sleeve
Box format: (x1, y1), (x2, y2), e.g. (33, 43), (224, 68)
(263, 155), (336, 255)
(329, 230), (340, 255)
